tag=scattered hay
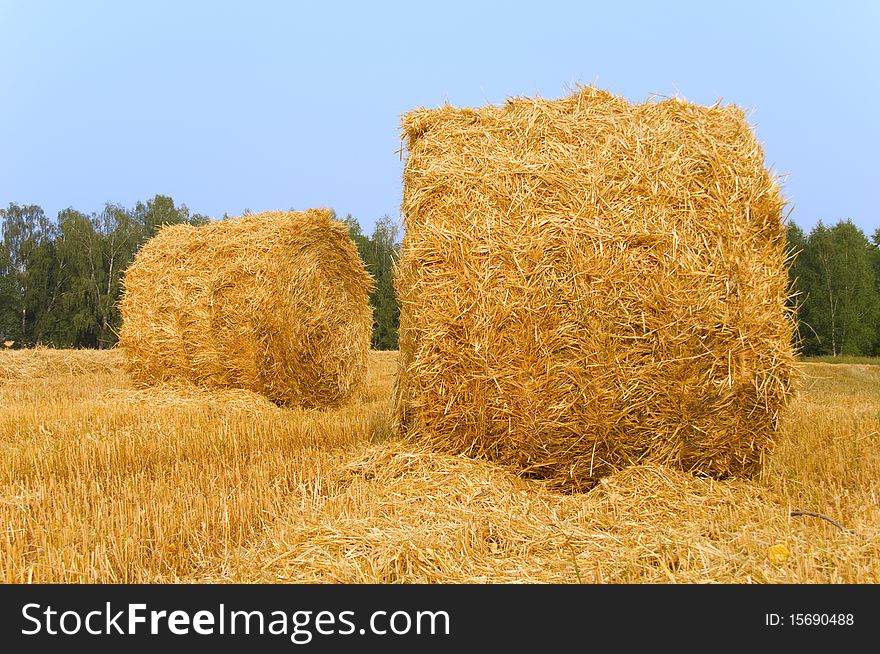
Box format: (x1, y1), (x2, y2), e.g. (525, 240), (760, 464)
(395, 86), (795, 489)
(207, 441), (840, 584)
(118, 209), (374, 408)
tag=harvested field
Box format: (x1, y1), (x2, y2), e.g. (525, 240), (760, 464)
(0, 346), (120, 381)
(1, 348), (877, 583)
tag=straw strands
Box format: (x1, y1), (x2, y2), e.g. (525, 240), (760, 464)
(209, 441), (834, 584)
(119, 209), (374, 408)
(0, 346), (120, 382)
(2, 349), (878, 583)
(395, 87), (795, 490)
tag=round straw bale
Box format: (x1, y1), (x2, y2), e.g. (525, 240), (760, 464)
(119, 209), (374, 408)
(395, 87), (795, 490)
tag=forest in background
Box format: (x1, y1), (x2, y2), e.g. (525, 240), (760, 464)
(1, 197), (878, 356)
(0, 198), (401, 350)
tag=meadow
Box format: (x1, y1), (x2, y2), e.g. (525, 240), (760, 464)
(1, 348), (878, 583)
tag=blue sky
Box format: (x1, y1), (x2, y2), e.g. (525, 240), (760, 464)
(1, 0), (877, 236)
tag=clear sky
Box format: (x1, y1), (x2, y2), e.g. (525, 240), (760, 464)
(1, 0), (877, 236)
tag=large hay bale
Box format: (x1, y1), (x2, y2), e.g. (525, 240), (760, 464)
(119, 209), (374, 408)
(395, 87), (794, 490)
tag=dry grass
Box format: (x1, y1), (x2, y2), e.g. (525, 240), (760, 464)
(1, 349), (877, 583)
(801, 356), (880, 366)
(395, 87), (793, 490)
(0, 346), (120, 381)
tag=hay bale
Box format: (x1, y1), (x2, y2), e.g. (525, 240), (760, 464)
(395, 87), (794, 490)
(119, 209), (374, 408)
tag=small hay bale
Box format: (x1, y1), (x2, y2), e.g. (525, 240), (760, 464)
(119, 209), (374, 408)
(395, 87), (794, 490)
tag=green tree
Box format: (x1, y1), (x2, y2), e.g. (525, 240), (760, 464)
(0, 203), (53, 345)
(51, 209), (105, 347)
(27, 226), (60, 344)
(784, 221), (807, 349)
(335, 212), (400, 350)
(1, 196), (210, 348)
(369, 215), (401, 350)
(135, 194), (207, 239)
(0, 237), (19, 343)
(797, 220), (879, 356)
(342, 213), (371, 258)
(95, 204), (142, 347)
(871, 228), (880, 355)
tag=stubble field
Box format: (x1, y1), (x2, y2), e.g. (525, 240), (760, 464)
(1, 348), (878, 583)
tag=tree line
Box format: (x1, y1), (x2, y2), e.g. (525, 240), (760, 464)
(1, 198), (877, 356)
(0, 197), (210, 349)
(0, 198), (401, 350)
(787, 220), (880, 357)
